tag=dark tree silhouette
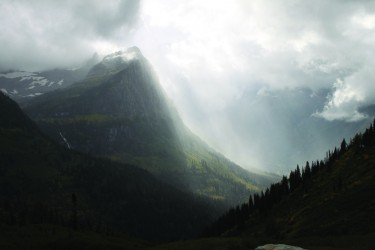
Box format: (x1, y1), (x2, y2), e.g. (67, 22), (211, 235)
(71, 193), (78, 230)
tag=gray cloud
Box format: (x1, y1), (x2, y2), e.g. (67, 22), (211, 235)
(133, 0), (375, 172)
(0, 0), (140, 71)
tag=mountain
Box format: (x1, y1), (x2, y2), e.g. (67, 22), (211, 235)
(203, 121), (375, 249)
(0, 53), (99, 100)
(0, 91), (221, 244)
(21, 47), (276, 206)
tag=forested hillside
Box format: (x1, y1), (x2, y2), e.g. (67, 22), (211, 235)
(203, 120), (375, 249)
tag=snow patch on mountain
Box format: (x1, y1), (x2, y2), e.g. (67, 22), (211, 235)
(0, 53), (100, 100)
(31, 77), (49, 87)
(59, 131), (71, 149)
(0, 71), (36, 79)
(25, 93), (43, 97)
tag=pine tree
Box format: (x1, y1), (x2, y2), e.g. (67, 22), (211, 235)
(249, 195), (254, 213)
(281, 175), (289, 195)
(340, 138), (347, 153)
(305, 161), (311, 180)
(295, 165), (302, 186)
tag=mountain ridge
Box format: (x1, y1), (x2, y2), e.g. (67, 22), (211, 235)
(22, 46), (276, 205)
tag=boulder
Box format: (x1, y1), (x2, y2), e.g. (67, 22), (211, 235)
(255, 244), (306, 250)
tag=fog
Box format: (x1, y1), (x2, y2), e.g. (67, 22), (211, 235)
(1, 0), (375, 173)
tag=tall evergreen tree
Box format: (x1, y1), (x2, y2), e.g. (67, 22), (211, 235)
(340, 138), (347, 153)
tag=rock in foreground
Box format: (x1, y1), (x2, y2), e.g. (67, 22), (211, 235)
(255, 244), (306, 250)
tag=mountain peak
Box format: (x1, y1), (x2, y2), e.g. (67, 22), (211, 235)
(103, 46), (142, 63)
(88, 46), (144, 77)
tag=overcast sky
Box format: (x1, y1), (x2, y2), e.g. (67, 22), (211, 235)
(1, 0), (375, 172)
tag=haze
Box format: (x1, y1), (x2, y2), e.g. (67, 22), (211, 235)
(1, 0), (375, 173)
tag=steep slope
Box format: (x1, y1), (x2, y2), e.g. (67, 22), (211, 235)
(205, 121), (375, 249)
(22, 47), (274, 205)
(0, 92), (219, 243)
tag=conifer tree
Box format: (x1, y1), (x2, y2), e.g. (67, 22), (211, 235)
(340, 138), (347, 153)
(248, 195), (254, 213)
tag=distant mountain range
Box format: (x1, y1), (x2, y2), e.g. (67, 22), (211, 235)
(0, 53), (99, 100)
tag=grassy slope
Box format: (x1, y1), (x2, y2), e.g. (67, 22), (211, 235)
(32, 111), (274, 205)
(33, 112), (265, 205)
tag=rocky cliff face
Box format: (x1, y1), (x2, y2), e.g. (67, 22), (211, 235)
(85, 47), (171, 119)
(24, 47), (182, 167)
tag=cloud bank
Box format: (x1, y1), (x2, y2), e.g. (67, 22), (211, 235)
(0, 0), (140, 71)
(134, 0), (375, 123)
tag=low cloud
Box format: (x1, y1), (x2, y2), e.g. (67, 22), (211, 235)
(0, 0), (140, 71)
(315, 66), (375, 122)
